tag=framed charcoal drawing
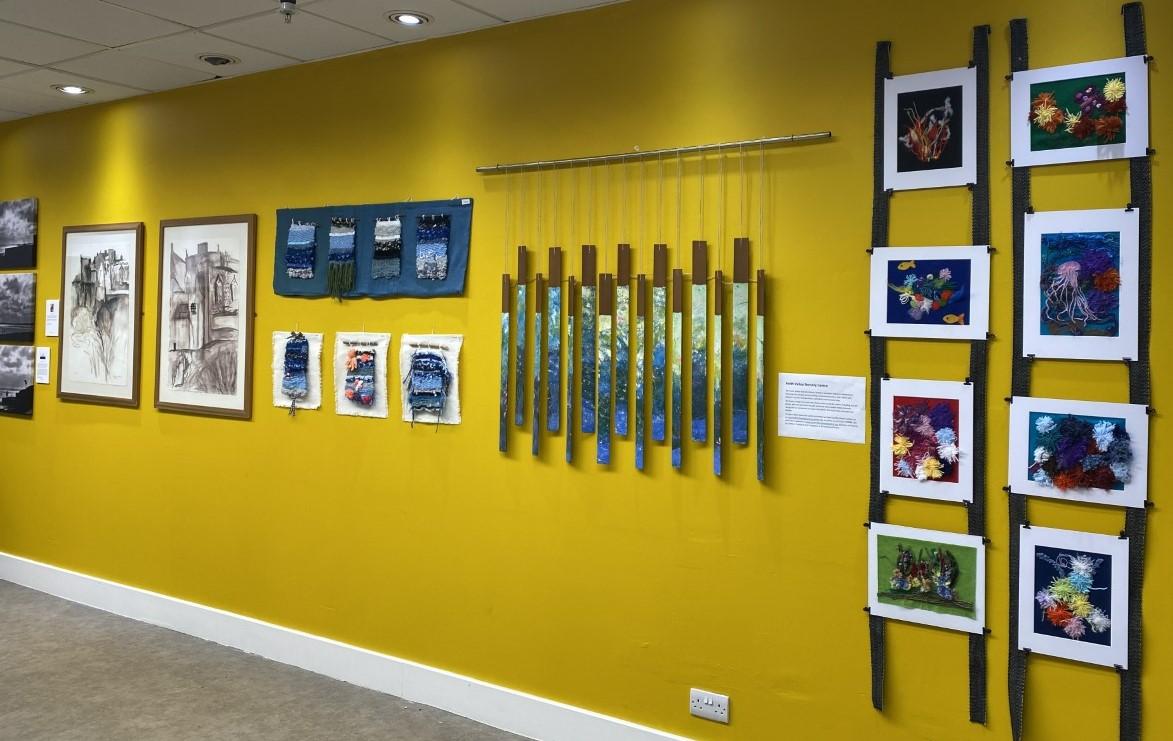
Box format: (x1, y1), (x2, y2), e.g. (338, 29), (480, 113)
(879, 378), (974, 503)
(868, 245), (990, 340)
(1018, 525), (1128, 668)
(0, 272), (35, 343)
(1023, 208), (1139, 361)
(1011, 56), (1149, 167)
(155, 215), (256, 418)
(58, 223), (145, 406)
(868, 522), (986, 634)
(1008, 396), (1149, 509)
(0, 197), (37, 269)
(0, 344), (34, 416)
(883, 67), (977, 191)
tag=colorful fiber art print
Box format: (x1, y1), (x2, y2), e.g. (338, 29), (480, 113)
(0, 272), (34, 343)
(416, 214), (450, 280)
(879, 378), (974, 503)
(731, 282), (750, 445)
(884, 67), (977, 191)
(1008, 396), (1149, 509)
(155, 216), (256, 419)
(546, 282), (561, 432)
(0, 344), (33, 416)
(869, 245), (990, 340)
(1011, 56), (1149, 167)
(332, 332), (390, 419)
(372, 217), (402, 279)
(271, 331), (323, 412)
(1024, 208), (1139, 361)
(284, 219), (316, 279)
(0, 198), (37, 269)
(670, 306), (683, 468)
(868, 523), (985, 634)
(1018, 526), (1128, 668)
(581, 284), (597, 433)
(691, 282), (707, 442)
(58, 223), (144, 406)
(651, 286), (667, 442)
(597, 313), (613, 465)
(399, 334), (462, 425)
(614, 284), (630, 437)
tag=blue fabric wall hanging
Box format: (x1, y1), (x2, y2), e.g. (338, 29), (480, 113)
(372, 217), (402, 279)
(416, 214), (450, 281)
(328, 217), (357, 298)
(285, 220), (316, 279)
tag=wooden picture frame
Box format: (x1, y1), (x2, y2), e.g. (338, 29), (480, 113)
(58, 222), (145, 407)
(155, 215), (256, 419)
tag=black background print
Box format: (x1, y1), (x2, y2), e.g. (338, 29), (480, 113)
(895, 85), (964, 173)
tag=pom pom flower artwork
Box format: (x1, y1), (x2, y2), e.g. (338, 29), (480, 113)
(1030, 76), (1126, 144)
(1034, 551), (1112, 642)
(1028, 412), (1132, 492)
(890, 396), (960, 484)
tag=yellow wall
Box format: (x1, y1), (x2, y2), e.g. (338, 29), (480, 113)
(1, 0), (1169, 738)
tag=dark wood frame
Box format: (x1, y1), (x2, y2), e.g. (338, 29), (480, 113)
(154, 214), (256, 419)
(57, 222), (146, 407)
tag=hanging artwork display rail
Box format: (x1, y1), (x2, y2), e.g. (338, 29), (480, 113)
(1006, 7), (1152, 741)
(273, 198), (472, 299)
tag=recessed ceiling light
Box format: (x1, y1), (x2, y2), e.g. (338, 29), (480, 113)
(387, 11), (432, 26)
(53, 85), (92, 95)
(198, 54), (240, 67)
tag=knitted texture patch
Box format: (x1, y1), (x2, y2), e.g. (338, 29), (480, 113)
(416, 214), (450, 280)
(373, 216), (402, 279)
(285, 220), (316, 279)
(344, 347), (376, 406)
(327, 217), (357, 298)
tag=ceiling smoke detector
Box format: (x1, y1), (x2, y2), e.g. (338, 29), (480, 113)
(278, 0), (297, 23)
(198, 54), (240, 67)
(387, 11), (432, 26)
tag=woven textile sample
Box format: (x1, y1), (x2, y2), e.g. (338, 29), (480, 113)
(327, 217), (357, 297)
(285, 220), (316, 279)
(691, 281), (708, 442)
(635, 280), (647, 470)
(399, 334), (463, 425)
(372, 216), (402, 279)
(546, 282), (561, 432)
(416, 214), (450, 280)
(333, 332), (390, 418)
(271, 331), (323, 411)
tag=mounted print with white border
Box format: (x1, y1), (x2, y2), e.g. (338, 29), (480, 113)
(1018, 525), (1128, 669)
(884, 66), (977, 191)
(1011, 56), (1149, 167)
(880, 378), (974, 503)
(868, 522), (986, 634)
(1008, 396), (1149, 509)
(869, 245), (990, 340)
(1024, 208), (1139, 361)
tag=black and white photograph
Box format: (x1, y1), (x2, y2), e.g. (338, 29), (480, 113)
(0, 271), (35, 343)
(0, 197), (37, 269)
(0, 344), (34, 416)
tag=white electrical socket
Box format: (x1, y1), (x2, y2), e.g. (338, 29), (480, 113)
(689, 688), (729, 724)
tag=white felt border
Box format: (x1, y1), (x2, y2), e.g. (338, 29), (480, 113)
(883, 66), (977, 191)
(878, 378), (974, 503)
(868, 245), (990, 340)
(271, 331), (323, 411)
(399, 333), (463, 425)
(333, 332), (391, 418)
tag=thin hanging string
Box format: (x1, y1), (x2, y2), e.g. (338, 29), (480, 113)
(675, 152), (682, 270)
(537, 167), (543, 250)
(587, 163), (594, 246)
(503, 171), (511, 272)
(739, 143), (746, 238)
(758, 140), (765, 269)
(717, 149), (725, 273)
(570, 165), (577, 277)
(657, 153), (664, 245)
(639, 156), (646, 273)
(604, 161), (611, 254)
(553, 165), (560, 249)
(699, 153), (705, 247)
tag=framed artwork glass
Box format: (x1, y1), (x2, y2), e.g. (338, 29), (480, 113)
(1018, 525), (1128, 668)
(58, 223), (145, 406)
(883, 66), (977, 191)
(0, 271), (35, 343)
(0, 197), (37, 269)
(868, 522), (986, 634)
(1023, 208), (1139, 361)
(1011, 55), (1149, 167)
(1008, 396), (1149, 509)
(879, 378), (974, 503)
(0, 344), (34, 416)
(155, 215), (256, 418)
(868, 245), (990, 340)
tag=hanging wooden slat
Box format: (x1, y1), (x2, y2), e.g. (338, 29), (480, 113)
(614, 244), (632, 437)
(635, 274), (647, 471)
(514, 246), (527, 427)
(580, 245), (597, 434)
(732, 238), (751, 446)
(546, 248), (562, 432)
(671, 267), (684, 469)
(651, 244), (668, 443)
(598, 273), (614, 465)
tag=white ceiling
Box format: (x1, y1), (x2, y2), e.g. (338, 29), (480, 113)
(0, 0), (625, 123)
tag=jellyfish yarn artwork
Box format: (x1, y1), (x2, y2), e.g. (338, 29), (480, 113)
(1044, 261), (1101, 328)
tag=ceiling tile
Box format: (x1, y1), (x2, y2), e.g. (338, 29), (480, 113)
(0, 107), (30, 122)
(125, 31), (300, 78)
(304, 0), (500, 42)
(0, 59), (36, 78)
(462, 0), (621, 22)
(0, 20), (103, 65)
(100, 0), (278, 28)
(55, 50), (216, 91)
(0, 68), (147, 108)
(0, 0), (187, 47)
(0, 86), (79, 115)
(204, 11), (388, 62)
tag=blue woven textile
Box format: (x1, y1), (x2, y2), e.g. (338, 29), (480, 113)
(327, 217), (357, 298)
(344, 347), (376, 406)
(407, 350), (451, 420)
(285, 220), (316, 279)
(281, 334), (309, 400)
(372, 217), (401, 279)
(416, 215), (450, 280)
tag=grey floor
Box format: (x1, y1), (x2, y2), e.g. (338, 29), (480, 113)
(0, 580), (528, 741)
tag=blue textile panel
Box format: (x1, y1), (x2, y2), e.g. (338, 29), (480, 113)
(273, 198), (472, 298)
(416, 215), (449, 280)
(613, 285), (630, 436)
(756, 313), (765, 481)
(580, 286), (597, 433)
(285, 221), (316, 279)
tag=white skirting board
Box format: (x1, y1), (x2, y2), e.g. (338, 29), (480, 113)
(0, 552), (693, 741)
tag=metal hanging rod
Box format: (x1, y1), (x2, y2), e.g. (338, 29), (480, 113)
(475, 131), (832, 174)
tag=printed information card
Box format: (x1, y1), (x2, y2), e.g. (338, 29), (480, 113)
(778, 372), (866, 444)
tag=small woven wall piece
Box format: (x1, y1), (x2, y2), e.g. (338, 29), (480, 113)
(532, 274), (544, 455)
(285, 219), (316, 279)
(416, 214), (451, 280)
(328, 217), (357, 298)
(566, 278), (576, 463)
(332, 332), (390, 418)
(271, 331), (323, 410)
(372, 216), (402, 279)
(755, 272), (766, 481)
(399, 334), (463, 425)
